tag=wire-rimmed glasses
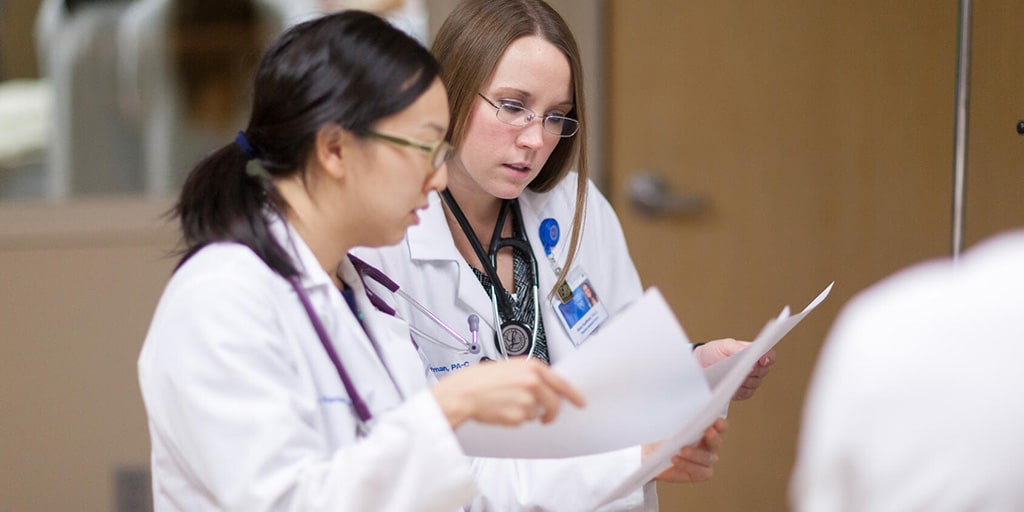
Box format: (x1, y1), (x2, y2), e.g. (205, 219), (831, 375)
(477, 93), (579, 137)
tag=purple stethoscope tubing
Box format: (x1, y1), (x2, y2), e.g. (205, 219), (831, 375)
(287, 276), (373, 430)
(348, 254), (481, 355)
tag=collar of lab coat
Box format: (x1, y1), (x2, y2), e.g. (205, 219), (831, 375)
(403, 189), (556, 331)
(267, 208), (417, 395)
(266, 208), (380, 323)
(266, 209), (334, 293)
(405, 189), (552, 261)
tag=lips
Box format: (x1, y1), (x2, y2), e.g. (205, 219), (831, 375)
(409, 202), (429, 220)
(504, 163), (531, 172)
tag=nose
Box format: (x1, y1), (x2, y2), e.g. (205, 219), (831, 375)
(515, 119), (546, 149)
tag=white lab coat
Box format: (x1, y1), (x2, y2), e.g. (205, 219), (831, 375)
(790, 231), (1024, 511)
(354, 173), (658, 511)
(138, 215), (477, 511)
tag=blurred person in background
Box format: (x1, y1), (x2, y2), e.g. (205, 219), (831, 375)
(791, 230), (1024, 511)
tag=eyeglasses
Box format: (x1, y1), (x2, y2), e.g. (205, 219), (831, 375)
(365, 130), (453, 170)
(477, 93), (579, 138)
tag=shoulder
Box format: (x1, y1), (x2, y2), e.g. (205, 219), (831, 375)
(157, 243), (289, 324)
(172, 243), (281, 292)
(819, 230), (1024, 391)
(836, 230), (1024, 344)
(142, 242), (295, 378)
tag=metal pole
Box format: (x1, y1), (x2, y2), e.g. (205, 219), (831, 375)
(951, 0), (972, 261)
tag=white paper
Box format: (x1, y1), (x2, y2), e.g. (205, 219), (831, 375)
(593, 282), (834, 509)
(455, 288), (711, 458)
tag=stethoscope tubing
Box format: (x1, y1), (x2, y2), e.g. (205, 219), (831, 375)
(288, 275), (373, 431)
(442, 191), (541, 360)
(349, 253), (481, 355)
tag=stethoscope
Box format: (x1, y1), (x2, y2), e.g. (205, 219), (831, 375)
(286, 257), (482, 436)
(348, 253), (483, 356)
(287, 274), (379, 435)
(283, 198), (559, 431)
(440, 189), (541, 360)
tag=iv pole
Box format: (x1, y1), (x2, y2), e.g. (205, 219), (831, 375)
(951, 0), (972, 262)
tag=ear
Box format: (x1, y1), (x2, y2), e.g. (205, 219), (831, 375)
(312, 123), (350, 180)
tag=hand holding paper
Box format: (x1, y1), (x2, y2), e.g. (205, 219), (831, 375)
(455, 288), (711, 458)
(693, 339), (777, 401)
(647, 417), (728, 484)
(593, 282), (834, 509)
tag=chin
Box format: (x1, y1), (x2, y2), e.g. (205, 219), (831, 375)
(489, 183), (530, 200)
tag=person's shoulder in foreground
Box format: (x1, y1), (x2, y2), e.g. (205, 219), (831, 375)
(791, 230), (1024, 512)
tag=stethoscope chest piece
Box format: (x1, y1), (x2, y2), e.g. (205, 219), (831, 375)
(499, 321), (533, 357)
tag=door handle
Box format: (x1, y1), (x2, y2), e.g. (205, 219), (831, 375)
(628, 171), (708, 217)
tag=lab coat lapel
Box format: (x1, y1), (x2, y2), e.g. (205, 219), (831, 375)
(517, 188), (562, 297)
(406, 191), (500, 334)
(268, 212), (334, 293)
(337, 257), (426, 397)
(269, 214), (395, 408)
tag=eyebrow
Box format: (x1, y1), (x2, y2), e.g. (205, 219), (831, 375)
(423, 123), (446, 135)
(491, 87), (573, 109)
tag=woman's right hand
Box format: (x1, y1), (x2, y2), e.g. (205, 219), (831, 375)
(432, 358), (586, 429)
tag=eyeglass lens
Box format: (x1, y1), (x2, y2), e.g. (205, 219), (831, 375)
(496, 104), (578, 137)
(431, 142), (451, 169)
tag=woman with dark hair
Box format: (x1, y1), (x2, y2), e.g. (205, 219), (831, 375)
(354, 0), (776, 509)
(138, 11), (583, 511)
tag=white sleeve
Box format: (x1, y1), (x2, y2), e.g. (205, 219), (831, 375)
(140, 269), (476, 512)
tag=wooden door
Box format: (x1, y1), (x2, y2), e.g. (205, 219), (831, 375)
(607, 1), (1022, 510)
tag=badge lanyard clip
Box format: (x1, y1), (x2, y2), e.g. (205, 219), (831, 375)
(540, 218), (573, 304)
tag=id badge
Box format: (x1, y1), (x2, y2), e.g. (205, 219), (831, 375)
(550, 267), (609, 346)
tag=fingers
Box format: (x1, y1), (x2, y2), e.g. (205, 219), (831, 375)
(534, 362), (586, 408)
(532, 372), (563, 424)
(712, 416), (729, 433)
(660, 447), (716, 483)
(652, 418), (728, 483)
(701, 420), (725, 453)
(528, 360), (585, 423)
(677, 445), (718, 468)
(733, 352), (775, 400)
(443, 358), (585, 427)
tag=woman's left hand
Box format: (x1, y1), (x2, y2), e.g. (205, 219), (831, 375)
(693, 338), (776, 401)
(646, 417), (727, 484)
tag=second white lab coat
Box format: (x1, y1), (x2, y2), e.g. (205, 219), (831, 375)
(139, 216), (477, 511)
(790, 231), (1024, 511)
(354, 173), (657, 511)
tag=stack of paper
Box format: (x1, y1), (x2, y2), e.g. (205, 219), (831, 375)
(453, 283), (834, 507)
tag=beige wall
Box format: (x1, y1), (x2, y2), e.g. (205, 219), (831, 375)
(1, 198), (176, 511)
(0, 0), (43, 79)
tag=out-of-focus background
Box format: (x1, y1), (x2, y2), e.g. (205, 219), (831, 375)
(0, 1), (1020, 511)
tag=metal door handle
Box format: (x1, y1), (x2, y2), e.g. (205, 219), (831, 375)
(628, 172), (708, 216)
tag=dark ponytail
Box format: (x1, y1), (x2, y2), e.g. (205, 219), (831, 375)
(173, 11), (440, 278)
